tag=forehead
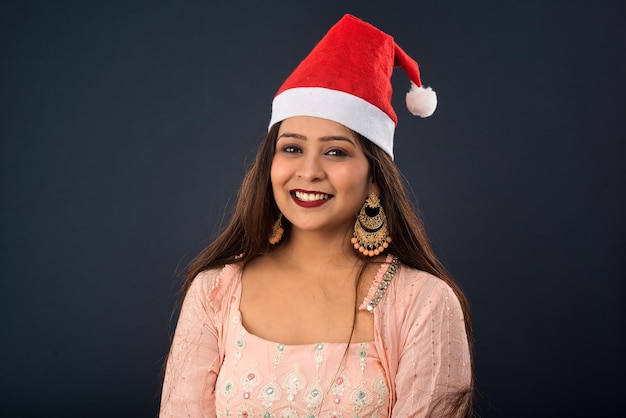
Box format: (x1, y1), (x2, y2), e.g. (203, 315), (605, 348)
(278, 116), (357, 140)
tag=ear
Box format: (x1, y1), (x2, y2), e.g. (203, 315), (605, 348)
(369, 180), (381, 196)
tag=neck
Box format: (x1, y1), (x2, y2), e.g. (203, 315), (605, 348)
(272, 227), (361, 270)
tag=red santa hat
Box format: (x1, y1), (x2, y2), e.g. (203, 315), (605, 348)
(268, 14), (437, 159)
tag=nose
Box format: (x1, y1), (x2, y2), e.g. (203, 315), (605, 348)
(296, 153), (325, 182)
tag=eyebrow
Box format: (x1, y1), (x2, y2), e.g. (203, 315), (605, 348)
(277, 132), (356, 146)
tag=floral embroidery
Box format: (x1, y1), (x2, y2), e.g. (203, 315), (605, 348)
(278, 407), (298, 418)
(312, 342), (325, 372)
(357, 343), (368, 372)
(371, 377), (389, 417)
(330, 375), (349, 406)
(275, 343), (285, 365)
(349, 382), (373, 413)
(282, 366), (306, 403)
(303, 382), (324, 410)
(241, 367), (262, 400)
(219, 378), (237, 400)
(258, 382), (282, 408)
(237, 407), (253, 418)
(233, 318), (246, 361)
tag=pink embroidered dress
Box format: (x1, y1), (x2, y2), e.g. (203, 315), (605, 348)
(215, 311), (389, 417)
(161, 255), (471, 417)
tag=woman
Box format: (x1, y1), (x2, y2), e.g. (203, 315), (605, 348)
(161, 14), (473, 417)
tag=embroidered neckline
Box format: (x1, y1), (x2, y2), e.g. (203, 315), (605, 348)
(359, 255), (400, 312)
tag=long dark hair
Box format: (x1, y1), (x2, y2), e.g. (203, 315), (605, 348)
(357, 132), (474, 418)
(180, 122), (474, 416)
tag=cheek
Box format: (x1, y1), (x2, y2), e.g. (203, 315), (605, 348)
(342, 165), (371, 193)
(270, 158), (288, 191)
(336, 166), (371, 211)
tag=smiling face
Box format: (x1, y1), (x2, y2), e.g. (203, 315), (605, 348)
(270, 116), (376, 236)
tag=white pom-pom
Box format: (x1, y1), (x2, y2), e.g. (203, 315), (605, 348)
(406, 83), (437, 117)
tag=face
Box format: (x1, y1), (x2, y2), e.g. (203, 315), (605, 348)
(271, 116), (377, 235)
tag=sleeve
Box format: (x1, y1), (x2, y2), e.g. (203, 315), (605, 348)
(160, 274), (223, 418)
(391, 278), (472, 418)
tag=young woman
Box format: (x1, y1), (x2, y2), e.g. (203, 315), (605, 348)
(161, 14), (473, 418)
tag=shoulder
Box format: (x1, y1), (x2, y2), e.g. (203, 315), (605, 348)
(186, 263), (243, 312)
(385, 262), (464, 316)
(378, 262), (468, 349)
(395, 264), (455, 296)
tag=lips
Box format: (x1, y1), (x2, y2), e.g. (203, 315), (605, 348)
(291, 190), (332, 208)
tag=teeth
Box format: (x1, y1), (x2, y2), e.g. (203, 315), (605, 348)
(295, 191), (330, 202)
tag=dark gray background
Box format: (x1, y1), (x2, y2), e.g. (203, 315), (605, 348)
(1, 0), (624, 417)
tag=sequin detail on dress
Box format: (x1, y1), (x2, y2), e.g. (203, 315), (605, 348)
(365, 256), (400, 312)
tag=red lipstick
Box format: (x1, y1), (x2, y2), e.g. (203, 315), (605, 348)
(290, 190), (332, 208)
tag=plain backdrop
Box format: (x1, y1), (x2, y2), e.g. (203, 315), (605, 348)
(1, 1), (624, 417)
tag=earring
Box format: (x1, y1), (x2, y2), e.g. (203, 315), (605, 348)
(269, 213), (284, 245)
(351, 193), (392, 257)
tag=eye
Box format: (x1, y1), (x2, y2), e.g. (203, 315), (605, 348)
(325, 148), (348, 157)
(281, 145), (302, 154)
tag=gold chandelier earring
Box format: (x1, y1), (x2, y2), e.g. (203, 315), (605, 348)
(269, 213), (284, 245)
(351, 193), (392, 257)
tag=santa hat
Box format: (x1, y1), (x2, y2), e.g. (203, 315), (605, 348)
(268, 14), (437, 159)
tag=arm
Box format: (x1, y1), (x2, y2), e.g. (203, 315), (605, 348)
(160, 274), (222, 418)
(391, 277), (472, 417)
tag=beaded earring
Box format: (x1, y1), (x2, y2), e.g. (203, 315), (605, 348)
(269, 213), (284, 245)
(351, 193), (392, 257)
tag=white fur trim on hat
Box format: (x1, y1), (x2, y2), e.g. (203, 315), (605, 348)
(269, 87), (396, 159)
